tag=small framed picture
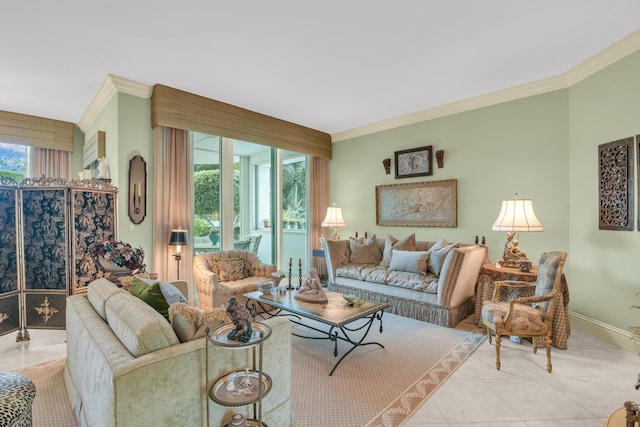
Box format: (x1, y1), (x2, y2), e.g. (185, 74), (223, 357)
(395, 145), (433, 179)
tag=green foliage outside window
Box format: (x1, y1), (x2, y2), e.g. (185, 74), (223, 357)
(193, 167), (240, 236)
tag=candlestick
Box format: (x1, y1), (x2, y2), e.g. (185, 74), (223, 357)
(288, 257), (292, 289)
(299, 259), (302, 287)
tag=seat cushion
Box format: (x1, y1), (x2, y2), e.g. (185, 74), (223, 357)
(481, 301), (549, 334)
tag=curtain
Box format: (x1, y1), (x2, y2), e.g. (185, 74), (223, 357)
(311, 156), (330, 279)
(153, 127), (194, 301)
(27, 147), (72, 180)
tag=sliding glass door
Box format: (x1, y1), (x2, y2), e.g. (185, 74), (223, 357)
(192, 132), (309, 271)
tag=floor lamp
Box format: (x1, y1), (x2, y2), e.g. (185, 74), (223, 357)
(169, 228), (189, 280)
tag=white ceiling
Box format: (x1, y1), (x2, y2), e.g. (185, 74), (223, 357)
(3, 1), (640, 137)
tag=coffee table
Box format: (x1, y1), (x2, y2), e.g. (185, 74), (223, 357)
(244, 289), (389, 375)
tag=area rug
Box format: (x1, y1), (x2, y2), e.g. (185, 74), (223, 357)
(15, 314), (484, 427)
(290, 313), (485, 427)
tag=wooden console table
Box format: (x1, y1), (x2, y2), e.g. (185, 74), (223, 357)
(474, 263), (570, 349)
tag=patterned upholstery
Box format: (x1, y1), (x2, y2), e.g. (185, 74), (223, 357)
(0, 372), (35, 427)
(481, 251), (567, 373)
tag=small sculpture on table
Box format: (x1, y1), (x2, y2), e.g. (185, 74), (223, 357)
(294, 268), (328, 303)
(225, 297), (253, 343)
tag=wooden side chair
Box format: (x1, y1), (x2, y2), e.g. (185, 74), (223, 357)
(481, 251), (567, 373)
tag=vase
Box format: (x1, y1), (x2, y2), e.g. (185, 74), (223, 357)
(97, 256), (132, 276)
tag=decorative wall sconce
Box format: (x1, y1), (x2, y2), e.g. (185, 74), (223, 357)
(382, 158), (391, 174)
(435, 150), (445, 168)
(128, 155), (146, 224)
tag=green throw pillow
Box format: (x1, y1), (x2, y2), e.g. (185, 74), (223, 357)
(131, 277), (170, 321)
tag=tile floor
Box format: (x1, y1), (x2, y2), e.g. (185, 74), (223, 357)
(1, 326), (638, 426)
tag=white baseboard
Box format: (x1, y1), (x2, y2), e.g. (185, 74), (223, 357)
(570, 311), (637, 354)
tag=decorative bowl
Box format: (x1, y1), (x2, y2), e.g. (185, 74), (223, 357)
(343, 294), (364, 306)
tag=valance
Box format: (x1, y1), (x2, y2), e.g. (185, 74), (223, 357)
(0, 110), (74, 152)
(151, 84), (331, 159)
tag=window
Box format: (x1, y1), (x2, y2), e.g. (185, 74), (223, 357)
(0, 143), (26, 182)
(191, 132), (309, 272)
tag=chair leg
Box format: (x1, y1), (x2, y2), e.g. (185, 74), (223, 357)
(545, 335), (552, 373)
(487, 327), (492, 344)
(495, 334), (502, 371)
(532, 336), (538, 354)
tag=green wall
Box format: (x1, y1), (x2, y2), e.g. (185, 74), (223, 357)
(79, 93), (155, 271)
(331, 90), (569, 268)
(332, 49), (640, 335)
(569, 50), (640, 332)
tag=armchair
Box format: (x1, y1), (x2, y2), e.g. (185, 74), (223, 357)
(481, 251), (567, 373)
(193, 250), (276, 310)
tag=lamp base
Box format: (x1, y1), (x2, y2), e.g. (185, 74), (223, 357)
(499, 232), (529, 269)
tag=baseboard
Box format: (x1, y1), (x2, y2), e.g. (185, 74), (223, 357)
(570, 310), (637, 354)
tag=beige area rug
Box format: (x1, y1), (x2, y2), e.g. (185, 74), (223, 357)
(290, 313), (485, 427)
(15, 358), (78, 427)
(15, 314), (484, 427)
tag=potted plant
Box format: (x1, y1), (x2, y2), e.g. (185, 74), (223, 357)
(262, 218), (271, 228)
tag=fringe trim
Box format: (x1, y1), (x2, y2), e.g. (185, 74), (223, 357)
(328, 283), (474, 327)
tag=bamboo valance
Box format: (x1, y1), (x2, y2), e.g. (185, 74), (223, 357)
(151, 84), (331, 159)
(0, 110), (74, 152)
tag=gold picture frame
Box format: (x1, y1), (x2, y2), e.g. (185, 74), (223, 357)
(376, 179), (457, 227)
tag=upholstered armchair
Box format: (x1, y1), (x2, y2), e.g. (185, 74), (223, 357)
(193, 250), (276, 310)
(481, 251), (567, 373)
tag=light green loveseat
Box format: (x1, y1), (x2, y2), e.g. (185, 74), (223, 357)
(64, 278), (292, 427)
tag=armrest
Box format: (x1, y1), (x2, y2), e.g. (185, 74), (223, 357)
(251, 261), (277, 277)
(323, 239), (350, 283)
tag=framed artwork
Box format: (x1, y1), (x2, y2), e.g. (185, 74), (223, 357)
(395, 145), (433, 179)
(376, 179), (457, 227)
(598, 137), (633, 231)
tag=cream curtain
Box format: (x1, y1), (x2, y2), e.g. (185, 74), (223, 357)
(153, 127), (194, 301)
(27, 147), (72, 180)
(311, 156), (330, 279)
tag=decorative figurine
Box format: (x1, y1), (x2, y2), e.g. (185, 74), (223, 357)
(294, 268), (328, 303)
(225, 297), (253, 343)
(96, 157), (110, 179)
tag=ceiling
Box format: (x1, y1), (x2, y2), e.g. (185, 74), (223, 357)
(3, 1), (640, 137)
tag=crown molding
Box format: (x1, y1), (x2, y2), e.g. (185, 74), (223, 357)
(332, 28), (640, 143)
(77, 74), (152, 132)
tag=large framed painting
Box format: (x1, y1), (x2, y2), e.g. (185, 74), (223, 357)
(376, 179), (457, 227)
(395, 145), (433, 179)
(598, 137), (633, 231)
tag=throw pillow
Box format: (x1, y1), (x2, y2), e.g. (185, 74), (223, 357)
(212, 258), (245, 282)
(428, 242), (460, 276)
(380, 233), (416, 267)
(159, 281), (188, 305)
(168, 302), (230, 342)
(349, 234), (381, 264)
(388, 250), (430, 275)
(130, 277), (170, 321)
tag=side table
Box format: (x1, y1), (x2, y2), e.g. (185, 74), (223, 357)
(475, 263), (571, 349)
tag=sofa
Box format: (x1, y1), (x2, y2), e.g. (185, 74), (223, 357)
(324, 234), (487, 327)
(193, 250), (277, 310)
(64, 278), (292, 427)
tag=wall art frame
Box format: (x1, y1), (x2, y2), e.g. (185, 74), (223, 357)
(395, 145), (433, 179)
(376, 179), (457, 227)
(598, 137), (634, 231)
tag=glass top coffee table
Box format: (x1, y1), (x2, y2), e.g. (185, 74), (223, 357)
(244, 289), (389, 375)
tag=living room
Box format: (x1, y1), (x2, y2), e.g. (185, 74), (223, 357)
(3, 3), (640, 426)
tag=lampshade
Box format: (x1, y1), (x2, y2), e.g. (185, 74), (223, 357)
(492, 199), (543, 232)
(169, 229), (189, 246)
(321, 205), (346, 228)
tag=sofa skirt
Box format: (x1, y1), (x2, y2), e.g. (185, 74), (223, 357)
(328, 279), (474, 328)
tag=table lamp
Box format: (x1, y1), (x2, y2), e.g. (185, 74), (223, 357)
(169, 228), (189, 279)
(492, 196), (543, 268)
(321, 203), (346, 240)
